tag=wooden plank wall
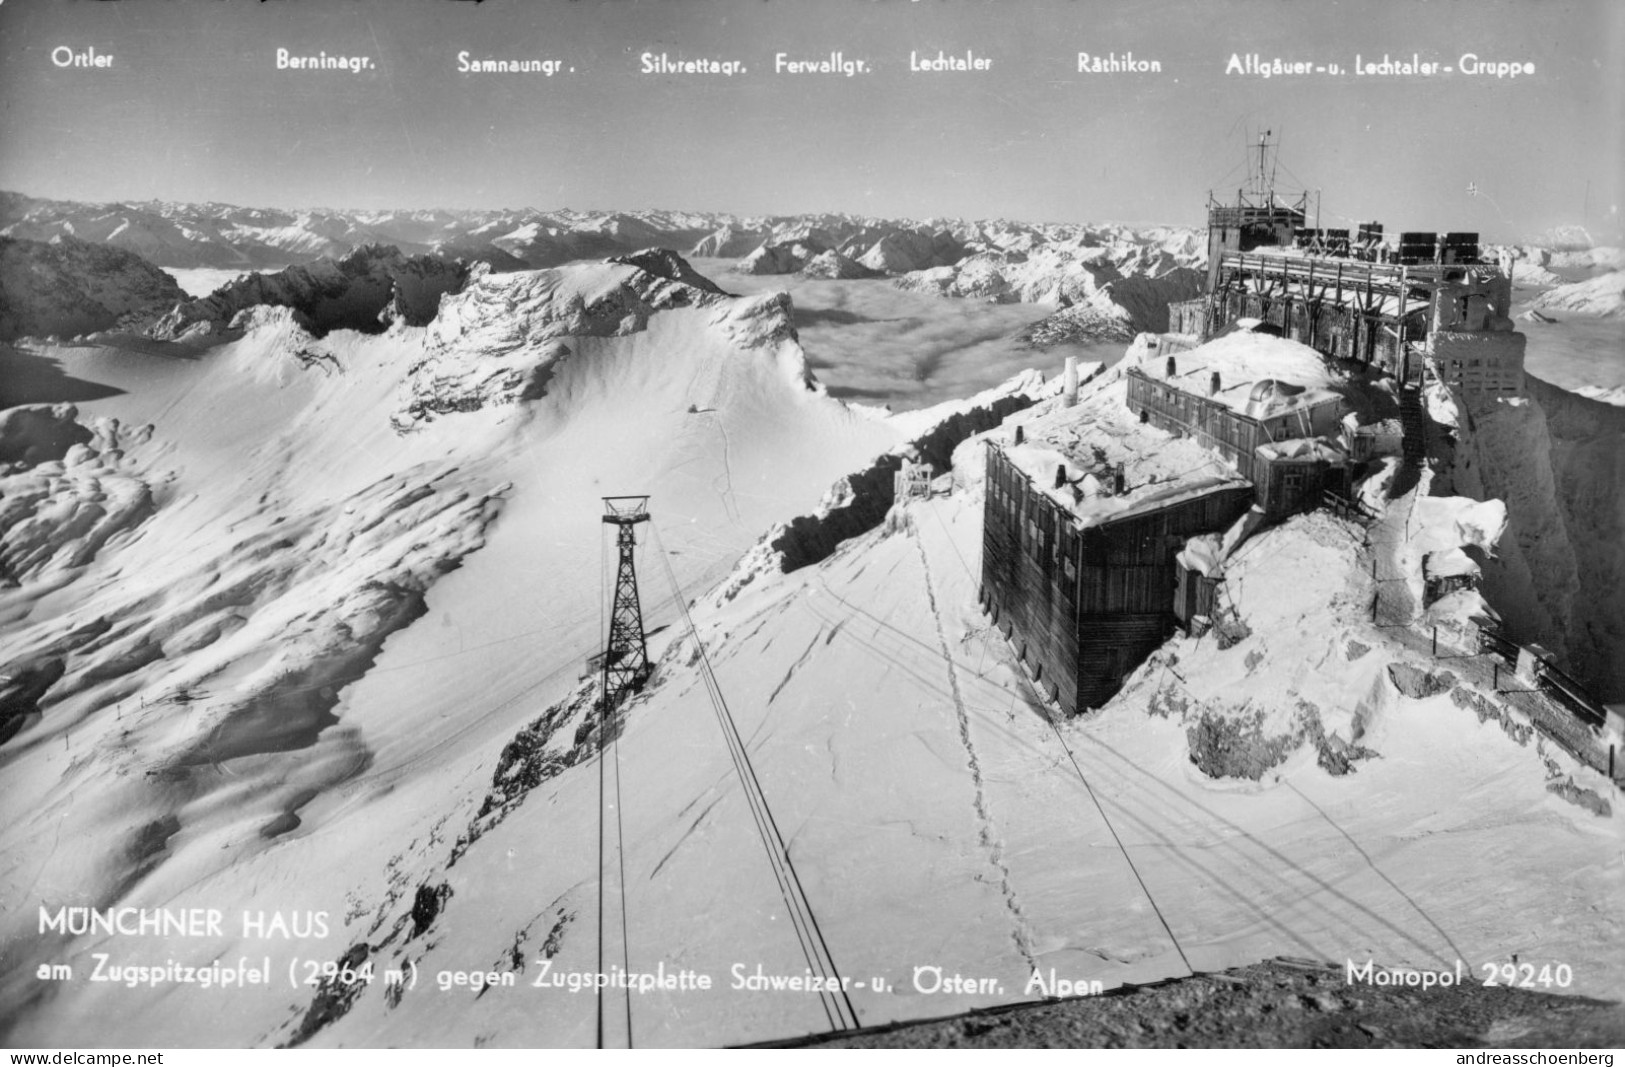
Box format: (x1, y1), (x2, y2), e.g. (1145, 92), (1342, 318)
(1255, 455), (1349, 517)
(981, 445), (1081, 710)
(1127, 369), (1346, 486)
(1126, 370), (1264, 480)
(1174, 565), (1219, 627)
(983, 442), (1254, 712)
(1077, 614), (1173, 709)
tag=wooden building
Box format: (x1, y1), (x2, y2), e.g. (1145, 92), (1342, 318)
(980, 444), (1253, 712)
(1252, 438), (1349, 516)
(1343, 414), (1404, 463)
(1124, 360), (1346, 492)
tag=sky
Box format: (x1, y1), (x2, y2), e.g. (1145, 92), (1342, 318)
(0, 0), (1620, 242)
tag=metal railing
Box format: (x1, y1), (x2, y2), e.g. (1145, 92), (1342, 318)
(1475, 620), (1607, 727)
(1320, 487), (1375, 523)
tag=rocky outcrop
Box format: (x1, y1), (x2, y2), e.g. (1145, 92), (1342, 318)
(0, 235), (186, 341)
(148, 245), (470, 340)
(769, 390), (1040, 572)
(799, 249), (880, 280)
(1185, 707), (1307, 781)
(609, 247), (730, 294)
(1448, 375), (1625, 700)
(1386, 663), (1457, 699)
(735, 240), (827, 276)
(1018, 268), (1205, 346)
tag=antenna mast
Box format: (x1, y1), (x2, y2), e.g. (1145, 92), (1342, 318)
(1248, 129), (1276, 204)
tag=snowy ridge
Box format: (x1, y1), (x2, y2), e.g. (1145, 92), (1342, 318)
(1531, 271), (1625, 318)
(1574, 384), (1625, 406)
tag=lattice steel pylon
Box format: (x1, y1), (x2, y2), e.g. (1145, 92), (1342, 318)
(600, 496), (653, 711)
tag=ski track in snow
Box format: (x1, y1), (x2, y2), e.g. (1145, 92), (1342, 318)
(703, 412), (743, 527)
(912, 518), (1038, 973)
(767, 629), (824, 707)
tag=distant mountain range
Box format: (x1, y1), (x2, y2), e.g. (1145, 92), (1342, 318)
(0, 190), (1200, 277)
(10, 189), (1607, 351)
(0, 190), (1221, 344)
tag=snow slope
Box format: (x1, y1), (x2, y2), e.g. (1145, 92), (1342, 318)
(253, 375), (1620, 1047)
(1575, 385), (1625, 407)
(1, 263), (1617, 1049)
(0, 254), (909, 1045)
(1532, 272), (1625, 318)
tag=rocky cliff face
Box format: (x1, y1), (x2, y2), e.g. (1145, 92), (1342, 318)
(1447, 375), (1625, 700)
(148, 245), (470, 340)
(0, 235), (186, 341)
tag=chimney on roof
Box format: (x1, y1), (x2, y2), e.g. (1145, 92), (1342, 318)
(1063, 356), (1079, 407)
(1166, 356), (1177, 378)
(1054, 464), (1067, 489)
(1211, 371), (1222, 396)
(1114, 463), (1126, 495)
(1014, 425), (1025, 445)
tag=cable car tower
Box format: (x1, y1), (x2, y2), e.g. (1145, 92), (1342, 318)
(600, 496), (653, 710)
(595, 496), (653, 1049)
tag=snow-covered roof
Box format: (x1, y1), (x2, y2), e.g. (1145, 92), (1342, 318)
(1133, 332), (1345, 420)
(1424, 547), (1479, 580)
(1343, 413), (1404, 437)
(1257, 436), (1347, 463)
(996, 377), (1250, 529)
